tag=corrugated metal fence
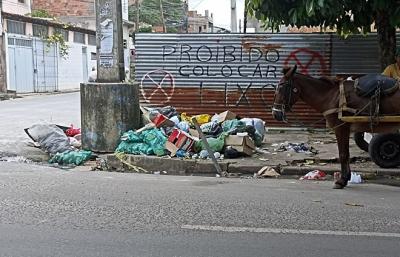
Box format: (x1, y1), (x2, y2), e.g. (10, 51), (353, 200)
(135, 33), (396, 127)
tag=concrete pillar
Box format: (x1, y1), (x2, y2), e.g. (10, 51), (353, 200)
(80, 0), (140, 153)
(96, 0), (125, 82)
(81, 83), (140, 152)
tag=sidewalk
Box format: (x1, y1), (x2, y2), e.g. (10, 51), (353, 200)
(105, 129), (400, 179)
(1, 92), (399, 182)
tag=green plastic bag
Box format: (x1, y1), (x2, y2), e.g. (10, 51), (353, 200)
(141, 129), (167, 156)
(222, 120), (247, 134)
(49, 150), (92, 166)
(194, 133), (227, 153)
(115, 128), (167, 156)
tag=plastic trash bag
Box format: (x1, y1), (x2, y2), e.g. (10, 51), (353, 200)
(181, 113), (211, 125)
(240, 118), (265, 146)
(300, 170), (327, 180)
(115, 128), (167, 156)
(141, 128), (167, 156)
(25, 123), (74, 155)
(49, 150), (92, 166)
(349, 172), (362, 184)
(222, 120), (247, 134)
(200, 120), (222, 136)
(177, 121), (190, 132)
(194, 133), (227, 153)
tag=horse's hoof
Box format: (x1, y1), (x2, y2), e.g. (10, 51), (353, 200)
(333, 183), (345, 189)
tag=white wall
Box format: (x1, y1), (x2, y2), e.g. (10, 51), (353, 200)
(2, 0), (31, 15)
(57, 42), (96, 90)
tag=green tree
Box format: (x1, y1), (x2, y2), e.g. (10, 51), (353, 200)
(247, 0), (400, 69)
(129, 0), (187, 33)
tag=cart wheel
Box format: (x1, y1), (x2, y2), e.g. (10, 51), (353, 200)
(368, 133), (400, 168)
(354, 132), (369, 152)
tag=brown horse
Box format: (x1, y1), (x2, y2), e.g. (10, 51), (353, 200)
(272, 65), (400, 189)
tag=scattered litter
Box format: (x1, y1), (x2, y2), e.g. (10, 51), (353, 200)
(0, 155), (32, 164)
(49, 150), (92, 166)
(300, 170), (327, 180)
(275, 142), (318, 155)
(154, 171), (161, 175)
(345, 203), (364, 207)
(25, 123), (74, 155)
(349, 172), (362, 184)
(255, 166), (280, 178)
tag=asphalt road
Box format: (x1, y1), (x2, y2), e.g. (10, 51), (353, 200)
(0, 162), (399, 257)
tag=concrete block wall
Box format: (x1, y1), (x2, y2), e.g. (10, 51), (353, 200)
(57, 43), (96, 90)
(31, 0), (95, 16)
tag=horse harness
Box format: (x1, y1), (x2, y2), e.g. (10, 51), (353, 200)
(323, 76), (400, 127)
(272, 76), (297, 113)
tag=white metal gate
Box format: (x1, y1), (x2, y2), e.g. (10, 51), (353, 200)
(7, 37), (34, 93)
(33, 38), (58, 92)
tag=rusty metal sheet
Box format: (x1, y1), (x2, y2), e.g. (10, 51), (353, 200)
(134, 33), (387, 128)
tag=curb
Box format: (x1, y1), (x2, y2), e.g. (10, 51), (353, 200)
(281, 166), (400, 177)
(106, 154), (400, 178)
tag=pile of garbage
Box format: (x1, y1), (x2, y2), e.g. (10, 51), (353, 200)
(115, 106), (266, 159)
(25, 123), (92, 166)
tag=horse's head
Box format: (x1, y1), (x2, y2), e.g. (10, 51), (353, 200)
(272, 65), (300, 122)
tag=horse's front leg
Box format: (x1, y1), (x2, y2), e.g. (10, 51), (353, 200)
(333, 124), (351, 189)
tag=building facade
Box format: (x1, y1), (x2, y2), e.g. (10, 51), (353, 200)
(187, 10), (213, 33)
(31, 0), (134, 78)
(0, 0), (98, 93)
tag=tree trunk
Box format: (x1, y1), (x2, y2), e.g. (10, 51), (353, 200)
(159, 0), (166, 33)
(376, 10), (396, 71)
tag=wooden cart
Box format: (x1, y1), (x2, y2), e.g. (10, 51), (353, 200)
(338, 82), (400, 168)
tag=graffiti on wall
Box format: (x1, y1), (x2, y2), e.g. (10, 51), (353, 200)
(140, 40), (328, 107)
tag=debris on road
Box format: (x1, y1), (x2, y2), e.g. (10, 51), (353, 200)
(300, 170), (327, 180)
(24, 123), (92, 167)
(349, 172), (362, 184)
(255, 166), (280, 178)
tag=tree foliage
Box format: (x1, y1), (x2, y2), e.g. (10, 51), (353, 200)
(247, 0), (400, 68)
(129, 0), (187, 32)
(247, 0), (400, 36)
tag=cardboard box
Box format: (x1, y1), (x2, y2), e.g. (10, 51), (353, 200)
(152, 113), (175, 128)
(225, 135), (255, 156)
(218, 110), (236, 123)
(165, 141), (179, 157)
(168, 128), (195, 152)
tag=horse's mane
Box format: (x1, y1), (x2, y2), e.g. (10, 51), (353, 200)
(295, 73), (340, 88)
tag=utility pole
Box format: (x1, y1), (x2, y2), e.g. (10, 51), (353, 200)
(95, 0), (125, 82)
(230, 0), (237, 33)
(135, 0), (140, 32)
(80, 0), (140, 152)
(159, 0), (166, 33)
(243, 0), (248, 33)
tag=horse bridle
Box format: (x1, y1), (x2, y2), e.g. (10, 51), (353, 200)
(272, 76), (296, 114)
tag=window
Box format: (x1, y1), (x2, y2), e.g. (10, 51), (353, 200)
(54, 28), (69, 41)
(88, 34), (96, 46)
(18, 0), (25, 3)
(74, 32), (85, 44)
(91, 52), (97, 60)
(33, 24), (48, 37)
(7, 20), (26, 35)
